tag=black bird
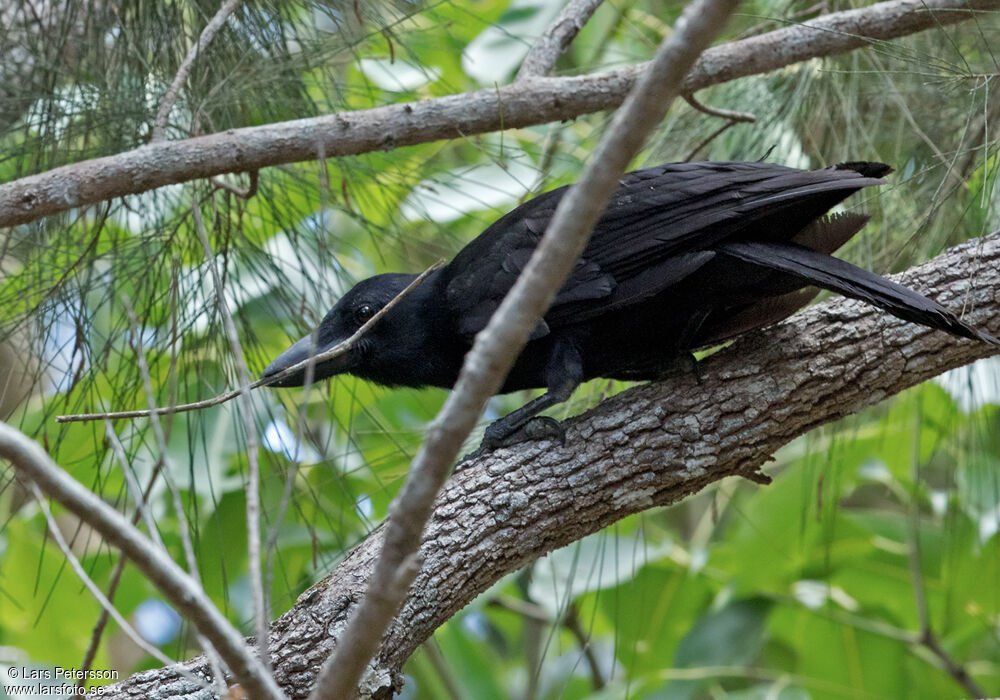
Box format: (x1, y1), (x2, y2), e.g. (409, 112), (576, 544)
(262, 161), (998, 447)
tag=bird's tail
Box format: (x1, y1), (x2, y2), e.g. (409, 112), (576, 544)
(718, 240), (999, 345)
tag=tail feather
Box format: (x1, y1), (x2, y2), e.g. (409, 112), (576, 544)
(719, 241), (999, 345)
(697, 288), (820, 347)
(791, 212), (870, 255)
(834, 161), (894, 179)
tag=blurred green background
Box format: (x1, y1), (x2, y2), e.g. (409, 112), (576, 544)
(0, 0), (998, 698)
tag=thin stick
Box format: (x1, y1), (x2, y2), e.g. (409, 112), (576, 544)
(683, 93), (756, 122)
(120, 297), (231, 692)
(683, 120), (738, 162)
(212, 170), (259, 198)
(26, 482), (210, 689)
(307, 0), (741, 695)
(104, 421), (164, 549)
(489, 596), (606, 689)
(516, 0), (605, 81)
(77, 455), (168, 689)
(906, 415), (986, 699)
(563, 603), (606, 689)
(263, 157), (327, 621)
(54, 261), (443, 424)
(192, 199), (270, 670)
(151, 0), (243, 141)
(0, 423), (286, 699)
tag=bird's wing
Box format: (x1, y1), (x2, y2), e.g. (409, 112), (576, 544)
(444, 194), (617, 338)
(444, 162), (889, 338)
(579, 162), (888, 280)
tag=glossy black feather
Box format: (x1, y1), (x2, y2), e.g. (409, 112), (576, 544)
(443, 161), (889, 337)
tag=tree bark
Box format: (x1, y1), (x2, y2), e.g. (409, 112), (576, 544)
(93, 230), (1000, 699)
(1, 0), (996, 228)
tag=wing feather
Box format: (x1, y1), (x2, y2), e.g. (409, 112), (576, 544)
(444, 161), (888, 338)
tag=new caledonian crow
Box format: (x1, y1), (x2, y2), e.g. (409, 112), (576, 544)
(262, 161), (999, 448)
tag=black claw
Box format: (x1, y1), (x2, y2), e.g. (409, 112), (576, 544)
(455, 447), (485, 470)
(687, 353), (704, 385)
(465, 415), (567, 460)
(522, 416), (566, 446)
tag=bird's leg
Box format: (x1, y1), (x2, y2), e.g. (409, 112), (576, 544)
(674, 308), (710, 384)
(480, 340), (583, 452)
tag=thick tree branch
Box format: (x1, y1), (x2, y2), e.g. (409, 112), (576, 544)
(1, 0), (996, 229)
(94, 230), (1000, 699)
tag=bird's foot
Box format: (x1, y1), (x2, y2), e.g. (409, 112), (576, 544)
(685, 353), (704, 385)
(519, 416), (567, 445)
(654, 353), (703, 384)
(457, 416), (566, 469)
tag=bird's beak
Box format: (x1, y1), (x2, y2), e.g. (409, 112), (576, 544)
(260, 332), (353, 387)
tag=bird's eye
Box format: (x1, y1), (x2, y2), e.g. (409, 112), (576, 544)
(354, 303), (376, 325)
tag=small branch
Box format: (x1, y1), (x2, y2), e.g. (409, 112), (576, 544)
(681, 93), (756, 161)
(127, 339), (203, 581)
(418, 640), (463, 700)
(3, 0), (995, 229)
(151, 0), (243, 141)
(103, 420), (164, 549)
(683, 120), (738, 162)
(490, 597), (606, 689)
(27, 481), (207, 688)
(78, 453), (169, 688)
(54, 261), (443, 423)
(905, 445), (986, 699)
(489, 595), (552, 623)
(917, 629), (986, 697)
(516, 0), (605, 81)
(0, 421), (287, 700)
(192, 198), (270, 668)
(563, 603), (605, 690)
(683, 93), (756, 122)
(263, 161), (328, 621)
(212, 170), (259, 198)
(307, 0), (741, 697)
(124, 289), (231, 691)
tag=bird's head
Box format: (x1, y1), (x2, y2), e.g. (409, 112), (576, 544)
(261, 272), (421, 388)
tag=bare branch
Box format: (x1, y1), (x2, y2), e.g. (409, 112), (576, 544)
(103, 420), (163, 548)
(308, 0), (741, 697)
(489, 597), (606, 689)
(907, 479), (986, 697)
(683, 93), (756, 122)
(78, 452), (169, 687)
(917, 628), (986, 697)
(26, 482), (207, 688)
(563, 603), (605, 690)
(191, 197), (271, 669)
(211, 170), (259, 198)
(0, 422), (287, 700)
(54, 261), (443, 423)
(2, 0), (995, 229)
(516, 0), (605, 81)
(683, 121), (739, 161)
(151, 0), (243, 141)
